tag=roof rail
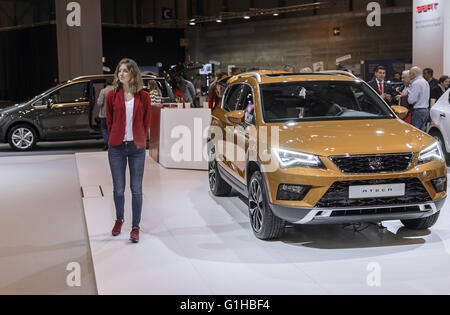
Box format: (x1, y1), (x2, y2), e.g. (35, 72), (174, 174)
(318, 70), (358, 80)
(70, 74), (158, 82)
(235, 72), (262, 82)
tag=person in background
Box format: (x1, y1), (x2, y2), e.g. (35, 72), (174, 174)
(208, 72), (228, 110)
(392, 72), (402, 83)
(423, 68), (439, 90)
(175, 74), (197, 107)
(368, 66), (394, 105)
(408, 66), (430, 131)
(97, 77), (114, 150)
(147, 80), (162, 105)
(207, 73), (215, 91)
(107, 58), (152, 244)
(430, 75), (450, 107)
(396, 70), (413, 124)
(283, 65), (295, 73)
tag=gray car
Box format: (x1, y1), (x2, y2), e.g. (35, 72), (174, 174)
(0, 74), (173, 151)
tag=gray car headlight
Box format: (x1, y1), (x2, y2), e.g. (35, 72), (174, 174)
(418, 142), (445, 165)
(273, 148), (326, 169)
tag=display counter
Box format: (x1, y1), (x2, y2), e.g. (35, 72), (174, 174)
(149, 105), (211, 170)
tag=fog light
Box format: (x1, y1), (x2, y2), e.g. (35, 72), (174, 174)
(277, 184), (310, 201)
(431, 177), (447, 193)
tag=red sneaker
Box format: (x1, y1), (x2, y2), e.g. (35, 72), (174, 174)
(130, 228), (140, 243)
(112, 220), (124, 236)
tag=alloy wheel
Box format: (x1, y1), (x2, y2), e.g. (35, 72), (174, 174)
(249, 178), (264, 233)
(208, 147), (217, 190)
(12, 128), (34, 150)
(208, 159), (217, 190)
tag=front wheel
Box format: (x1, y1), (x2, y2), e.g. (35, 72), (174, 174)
(248, 171), (285, 240)
(401, 212), (440, 230)
(8, 124), (37, 151)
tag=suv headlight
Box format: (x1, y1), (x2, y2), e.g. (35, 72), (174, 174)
(418, 142), (445, 165)
(273, 148), (326, 169)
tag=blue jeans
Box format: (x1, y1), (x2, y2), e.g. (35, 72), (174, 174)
(411, 108), (430, 132)
(100, 118), (109, 146)
(108, 141), (146, 228)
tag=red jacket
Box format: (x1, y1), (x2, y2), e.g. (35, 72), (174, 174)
(106, 88), (152, 149)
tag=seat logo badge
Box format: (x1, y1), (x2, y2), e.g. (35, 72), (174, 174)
(369, 157), (383, 170)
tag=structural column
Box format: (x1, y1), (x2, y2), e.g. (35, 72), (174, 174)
(55, 0), (103, 82)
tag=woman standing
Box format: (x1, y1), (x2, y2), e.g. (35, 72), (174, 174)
(147, 79), (162, 104)
(106, 58), (151, 243)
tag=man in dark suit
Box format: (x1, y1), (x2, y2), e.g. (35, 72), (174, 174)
(368, 65), (394, 105)
(423, 68), (439, 90)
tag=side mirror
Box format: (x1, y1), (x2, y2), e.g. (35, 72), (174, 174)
(225, 110), (245, 125)
(392, 105), (408, 120)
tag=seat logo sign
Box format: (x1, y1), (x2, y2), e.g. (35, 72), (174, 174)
(417, 3), (439, 13)
(368, 157), (383, 171)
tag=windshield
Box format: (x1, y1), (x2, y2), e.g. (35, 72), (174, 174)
(28, 82), (67, 103)
(260, 81), (394, 123)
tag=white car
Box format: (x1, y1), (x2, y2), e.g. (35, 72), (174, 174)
(429, 88), (450, 161)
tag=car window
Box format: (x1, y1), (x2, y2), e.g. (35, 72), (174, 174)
(49, 82), (89, 104)
(223, 84), (244, 112)
(237, 85), (256, 125)
(260, 81), (394, 123)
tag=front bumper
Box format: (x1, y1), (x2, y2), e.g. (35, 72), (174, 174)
(0, 119), (7, 142)
(263, 155), (447, 225)
(270, 197), (446, 225)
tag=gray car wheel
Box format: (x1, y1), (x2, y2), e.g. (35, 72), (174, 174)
(8, 124), (37, 151)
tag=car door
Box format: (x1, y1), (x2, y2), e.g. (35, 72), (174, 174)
(221, 84), (245, 174)
(38, 81), (91, 140)
(431, 89), (450, 150)
(232, 84), (256, 184)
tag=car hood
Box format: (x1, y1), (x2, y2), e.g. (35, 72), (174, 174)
(272, 119), (435, 157)
(0, 102), (29, 116)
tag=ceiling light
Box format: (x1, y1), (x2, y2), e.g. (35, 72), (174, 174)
(273, 12), (279, 16)
(189, 22), (196, 26)
(216, 19), (222, 23)
(243, 15), (251, 19)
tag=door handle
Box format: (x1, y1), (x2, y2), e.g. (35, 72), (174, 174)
(440, 113), (446, 118)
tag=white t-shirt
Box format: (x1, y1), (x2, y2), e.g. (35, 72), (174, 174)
(124, 98), (134, 141)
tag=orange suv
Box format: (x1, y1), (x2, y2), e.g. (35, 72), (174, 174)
(207, 71), (447, 240)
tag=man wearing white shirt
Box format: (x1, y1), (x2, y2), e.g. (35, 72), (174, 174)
(408, 66), (430, 131)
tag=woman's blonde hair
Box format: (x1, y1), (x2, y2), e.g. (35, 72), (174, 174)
(148, 80), (162, 96)
(113, 58), (144, 94)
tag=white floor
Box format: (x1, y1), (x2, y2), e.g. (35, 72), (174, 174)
(76, 152), (450, 295)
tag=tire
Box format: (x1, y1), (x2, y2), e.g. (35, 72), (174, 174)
(401, 211), (440, 230)
(7, 124), (37, 151)
(208, 145), (232, 196)
(248, 171), (286, 240)
(429, 129), (450, 164)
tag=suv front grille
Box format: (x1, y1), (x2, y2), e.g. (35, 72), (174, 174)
(330, 153), (414, 174)
(316, 178), (431, 208)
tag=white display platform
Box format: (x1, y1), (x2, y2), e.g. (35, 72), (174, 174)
(74, 152), (450, 295)
(159, 108), (211, 170)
